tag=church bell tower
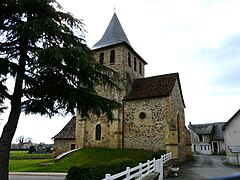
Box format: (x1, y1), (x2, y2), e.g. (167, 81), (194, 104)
(75, 13), (147, 149)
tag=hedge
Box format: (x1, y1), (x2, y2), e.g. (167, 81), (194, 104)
(66, 159), (134, 180)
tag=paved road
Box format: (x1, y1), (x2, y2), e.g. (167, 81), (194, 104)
(9, 173), (66, 180)
(166, 155), (240, 180)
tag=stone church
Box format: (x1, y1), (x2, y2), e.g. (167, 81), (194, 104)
(53, 13), (192, 162)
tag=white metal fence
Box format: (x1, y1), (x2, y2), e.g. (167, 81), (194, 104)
(103, 152), (172, 180)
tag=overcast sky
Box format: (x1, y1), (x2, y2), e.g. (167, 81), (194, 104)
(1, 0), (240, 144)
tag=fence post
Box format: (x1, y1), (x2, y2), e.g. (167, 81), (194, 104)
(153, 158), (156, 164)
(126, 167), (130, 179)
(105, 174), (112, 180)
(159, 158), (163, 180)
(139, 163), (143, 179)
(155, 159), (160, 173)
(147, 160), (150, 174)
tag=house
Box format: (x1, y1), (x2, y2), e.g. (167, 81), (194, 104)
(222, 109), (240, 165)
(188, 122), (225, 155)
(53, 13), (192, 162)
(53, 116), (76, 156)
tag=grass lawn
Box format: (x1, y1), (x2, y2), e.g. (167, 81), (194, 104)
(10, 150), (53, 159)
(9, 148), (164, 172)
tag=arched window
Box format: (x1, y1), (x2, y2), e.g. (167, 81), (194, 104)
(110, 50), (115, 64)
(128, 52), (131, 67)
(96, 124), (101, 140)
(177, 114), (181, 143)
(99, 53), (104, 64)
(134, 57), (137, 71)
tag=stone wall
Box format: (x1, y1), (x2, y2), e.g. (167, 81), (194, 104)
(123, 79), (189, 163)
(75, 112), (123, 149)
(123, 97), (167, 151)
(93, 44), (145, 83)
(164, 80), (191, 162)
(53, 139), (75, 157)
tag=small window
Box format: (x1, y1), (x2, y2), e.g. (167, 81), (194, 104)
(139, 112), (146, 119)
(71, 144), (75, 150)
(139, 62), (142, 75)
(128, 52), (131, 67)
(96, 124), (101, 140)
(110, 50), (115, 64)
(134, 57), (137, 71)
(199, 135), (203, 142)
(99, 53), (104, 64)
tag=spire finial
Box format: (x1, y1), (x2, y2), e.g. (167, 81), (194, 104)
(113, 6), (116, 13)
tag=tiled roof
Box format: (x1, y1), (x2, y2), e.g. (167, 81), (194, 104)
(53, 116), (76, 139)
(213, 122), (225, 140)
(189, 123), (214, 135)
(124, 73), (185, 107)
(188, 122), (225, 140)
(92, 13), (131, 49)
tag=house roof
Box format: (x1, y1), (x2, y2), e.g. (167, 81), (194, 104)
(92, 13), (131, 49)
(188, 122), (225, 140)
(213, 122), (225, 140)
(222, 109), (240, 130)
(124, 73), (185, 107)
(52, 116), (76, 139)
(188, 123), (214, 135)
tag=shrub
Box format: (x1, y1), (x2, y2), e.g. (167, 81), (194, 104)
(66, 159), (134, 180)
(150, 150), (166, 160)
(28, 146), (36, 154)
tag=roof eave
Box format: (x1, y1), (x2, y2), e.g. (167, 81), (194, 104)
(222, 109), (240, 130)
(124, 94), (169, 101)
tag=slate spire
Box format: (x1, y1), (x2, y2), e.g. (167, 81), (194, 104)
(92, 13), (131, 49)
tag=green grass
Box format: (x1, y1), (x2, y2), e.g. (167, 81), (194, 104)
(9, 148), (164, 172)
(9, 159), (54, 172)
(10, 150), (53, 159)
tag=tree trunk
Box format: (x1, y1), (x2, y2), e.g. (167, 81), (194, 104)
(0, 102), (21, 180)
(0, 33), (27, 180)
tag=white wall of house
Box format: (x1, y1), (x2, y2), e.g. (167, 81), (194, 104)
(197, 143), (212, 155)
(190, 132), (226, 155)
(219, 141), (226, 154)
(223, 111), (240, 165)
(190, 132), (212, 155)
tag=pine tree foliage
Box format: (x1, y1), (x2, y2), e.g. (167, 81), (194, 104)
(0, 0), (120, 119)
(0, 1), (120, 178)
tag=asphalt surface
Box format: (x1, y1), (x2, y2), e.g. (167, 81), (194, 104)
(165, 155), (240, 180)
(9, 173), (66, 180)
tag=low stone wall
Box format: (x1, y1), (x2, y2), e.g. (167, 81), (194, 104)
(53, 139), (75, 157)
